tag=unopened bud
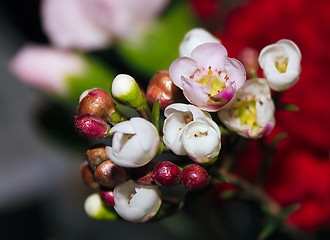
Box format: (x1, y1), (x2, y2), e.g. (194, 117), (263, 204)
(180, 164), (209, 191)
(86, 144), (109, 171)
(152, 161), (181, 187)
(130, 162), (157, 185)
(74, 114), (110, 139)
(84, 193), (117, 220)
(99, 190), (115, 207)
(111, 74), (144, 109)
(80, 162), (99, 189)
(78, 88), (117, 122)
(94, 160), (127, 188)
(146, 70), (184, 109)
(238, 47), (259, 78)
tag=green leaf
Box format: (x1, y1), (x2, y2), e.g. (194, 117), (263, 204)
(270, 132), (287, 149)
(258, 220), (277, 240)
(279, 203), (300, 219)
(278, 104), (300, 111)
(151, 100), (160, 130)
(66, 55), (115, 103)
(116, 1), (197, 77)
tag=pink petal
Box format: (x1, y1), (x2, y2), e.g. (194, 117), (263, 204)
(191, 42), (228, 70)
(169, 57), (198, 89)
(181, 77), (210, 108)
(224, 58), (246, 89)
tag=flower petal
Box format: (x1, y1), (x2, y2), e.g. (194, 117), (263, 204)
(191, 42), (228, 70)
(169, 57), (198, 89)
(224, 57), (246, 89)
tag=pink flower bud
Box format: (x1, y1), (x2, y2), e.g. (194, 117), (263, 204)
(99, 190), (115, 206)
(238, 47), (259, 78)
(94, 160), (127, 189)
(152, 161), (181, 187)
(146, 70), (184, 109)
(180, 164), (209, 191)
(74, 114), (110, 139)
(78, 88), (116, 122)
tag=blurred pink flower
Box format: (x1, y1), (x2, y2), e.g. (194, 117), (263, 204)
(9, 45), (85, 95)
(41, 0), (169, 50)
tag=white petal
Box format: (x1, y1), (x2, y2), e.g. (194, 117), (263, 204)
(169, 57), (198, 89)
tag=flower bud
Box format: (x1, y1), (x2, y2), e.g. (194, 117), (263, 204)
(106, 117), (160, 168)
(180, 164), (209, 191)
(99, 190), (115, 207)
(152, 161), (181, 187)
(179, 28), (221, 57)
(94, 160), (127, 189)
(146, 70), (183, 109)
(74, 114), (110, 139)
(86, 144), (109, 171)
(78, 88), (117, 122)
(130, 162), (157, 185)
(84, 193), (117, 220)
(80, 162), (99, 189)
(111, 74), (144, 109)
(114, 180), (161, 223)
(258, 39), (301, 91)
(238, 47), (259, 78)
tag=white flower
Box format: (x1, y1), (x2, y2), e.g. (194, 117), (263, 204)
(258, 39), (301, 91)
(163, 103), (209, 155)
(179, 28), (221, 57)
(163, 104), (221, 163)
(114, 180), (161, 223)
(9, 44), (85, 96)
(218, 78), (275, 139)
(182, 117), (221, 164)
(106, 117), (159, 168)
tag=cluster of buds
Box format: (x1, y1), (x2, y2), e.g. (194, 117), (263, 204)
(76, 28), (301, 223)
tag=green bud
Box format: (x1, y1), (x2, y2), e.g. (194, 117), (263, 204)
(111, 74), (144, 108)
(84, 193), (117, 220)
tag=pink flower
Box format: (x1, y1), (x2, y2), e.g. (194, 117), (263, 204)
(169, 42), (246, 112)
(9, 45), (85, 95)
(41, 0), (169, 50)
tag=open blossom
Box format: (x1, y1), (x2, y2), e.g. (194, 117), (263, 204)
(218, 78), (275, 139)
(114, 180), (161, 223)
(106, 118), (159, 168)
(163, 104), (221, 163)
(258, 39), (302, 91)
(163, 103), (209, 155)
(169, 42), (246, 112)
(42, 0), (169, 50)
(179, 28), (221, 57)
(182, 117), (221, 164)
(9, 45), (85, 96)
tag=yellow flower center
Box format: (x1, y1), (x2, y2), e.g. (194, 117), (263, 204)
(237, 99), (257, 127)
(275, 56), (288, 73)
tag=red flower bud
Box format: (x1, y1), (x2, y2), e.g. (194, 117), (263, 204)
(74, 114), (109, 139)
(180, 164), (209, 191)
(94, 160), (127, 189)
(152, 161), (181, 187)
(77, 88), (116, 122)
(130, 162), (157, 185)
(99, 190), (115, 207)
(146, 70), (184, 109)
